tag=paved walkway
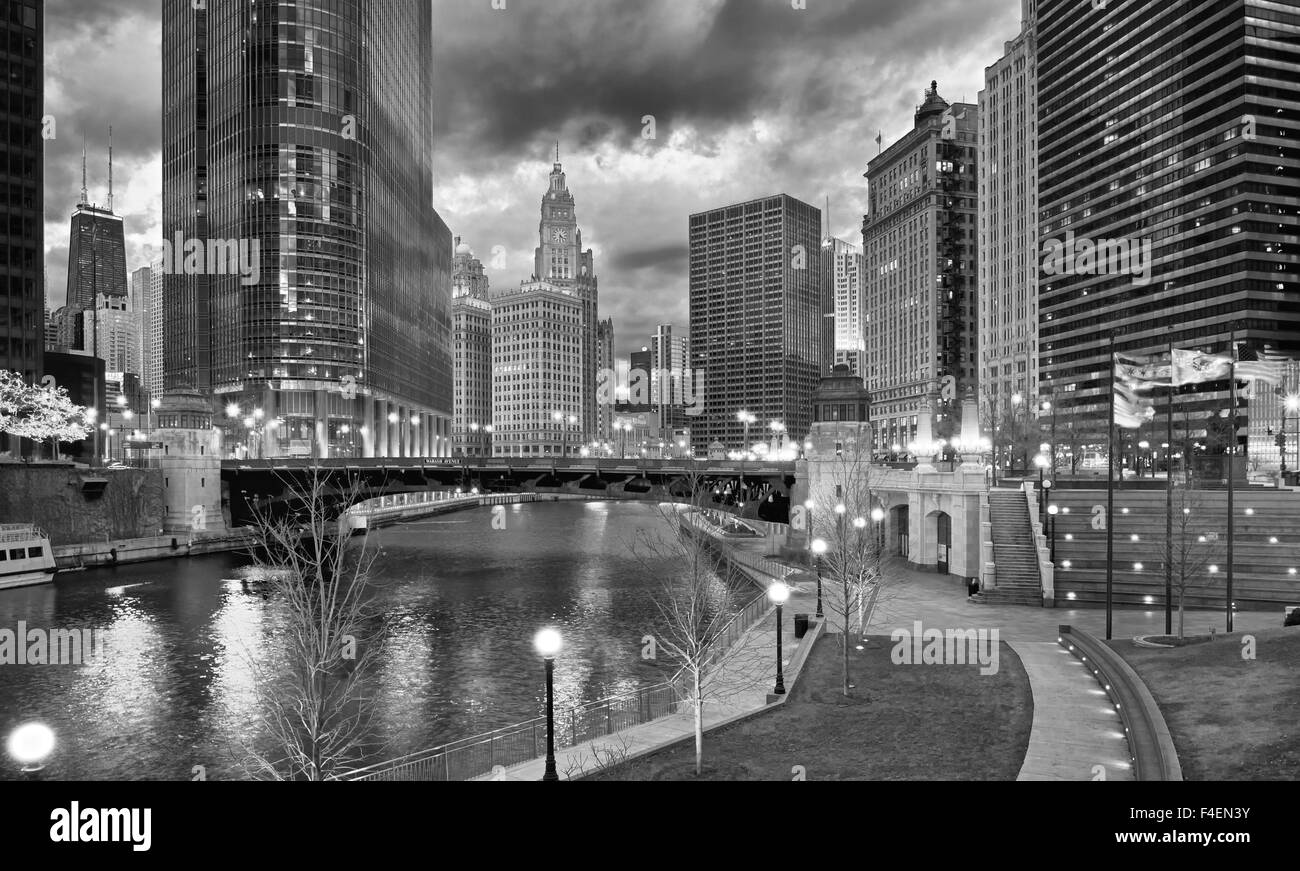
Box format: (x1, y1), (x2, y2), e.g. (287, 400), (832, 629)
(864, 561), (1281, 781)
(1009, 641), (1133, 781)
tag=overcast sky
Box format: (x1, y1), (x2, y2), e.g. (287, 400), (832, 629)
(43, 0), (1021, 356)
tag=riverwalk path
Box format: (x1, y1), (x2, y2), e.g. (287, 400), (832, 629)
(481, 529), (1281, 781)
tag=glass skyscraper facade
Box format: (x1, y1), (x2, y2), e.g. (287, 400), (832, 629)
(1037, 0), (1300, 450)
(0, 0), (41, 384)
(163, 0), (452, 458)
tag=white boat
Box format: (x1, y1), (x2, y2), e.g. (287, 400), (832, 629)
(0, 524), (57, 591)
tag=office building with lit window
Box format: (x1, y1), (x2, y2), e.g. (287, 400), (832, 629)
(163, 0), (453, 458)
(823, 237), (865, 376)
(1036, 0), (1300, 451)
(978, 2), (1039, 428)
(688, 194), (824, 454)
(490, 279), (583, 458)
(862, 82), (979, 452)
(0, 0), (41, 388)
(453, 237), (492, 457)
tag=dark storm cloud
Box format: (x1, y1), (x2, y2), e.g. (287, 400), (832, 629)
(434, 0), (1013, 168)
(610, 243), (688, 274)
(43, 0), (161, 307)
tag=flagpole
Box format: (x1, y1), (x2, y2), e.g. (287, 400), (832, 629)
(1226, 328), (1236, 634)
(1106, 335), (1116, 641)
(1165, 341), (1174, 637)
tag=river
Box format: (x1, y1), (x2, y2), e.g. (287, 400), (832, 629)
(0, 500), (743, 780)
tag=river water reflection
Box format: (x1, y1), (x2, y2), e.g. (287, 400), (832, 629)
(0, 501), (736, 780)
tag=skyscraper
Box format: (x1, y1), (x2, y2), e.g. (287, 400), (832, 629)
(1036, 0), (1300, 453)
(83, 293), (138, 379)
(689, 194), (824, 453)
(595, 317), (615, 445)
(978, 2), (1039, 444)
(651, 323), (691, 435)
(491, 279), (583, 458)
(452, 237), (492, 457)
(131, 260), (165, 400)
(823, 236), (865, 376)
(0, 0), (41, 385)
(532, 150), (598, 443)
(862, 82), (978, 451)
(163, 0), (453, 458)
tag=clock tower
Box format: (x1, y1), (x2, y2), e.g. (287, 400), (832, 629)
(532, 144), (599, 442)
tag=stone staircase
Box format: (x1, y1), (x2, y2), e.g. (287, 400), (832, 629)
(974, 489), (1044, 606)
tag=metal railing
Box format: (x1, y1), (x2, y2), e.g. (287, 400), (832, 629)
(343, 577), (770, 782)
(342, 676), (687, 782)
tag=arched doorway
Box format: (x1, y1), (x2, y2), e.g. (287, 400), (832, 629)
(891, 504), (909, 558)
(935, 512), (952, 575)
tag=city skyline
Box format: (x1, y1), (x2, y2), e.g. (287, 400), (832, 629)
(38, 0), (1021, 355)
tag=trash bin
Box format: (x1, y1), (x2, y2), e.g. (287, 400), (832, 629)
(967, 577), (980, 597)
(794, 613), (810, 639)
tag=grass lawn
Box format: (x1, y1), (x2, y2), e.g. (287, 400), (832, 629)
(588, 633), (1033, 781)
(1111, 627), (1300, 780)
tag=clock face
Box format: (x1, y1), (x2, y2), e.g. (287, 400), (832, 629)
(551, 227), (568, 244)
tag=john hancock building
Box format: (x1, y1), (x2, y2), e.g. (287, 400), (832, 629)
(162, 0), (453, 459)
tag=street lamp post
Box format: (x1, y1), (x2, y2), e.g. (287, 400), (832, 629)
(810, 537), (826, 619)
(1034, 451), (1050, 515)
(768, 581), (789, 695)
(534, 628), (563, 781)
(1011, 393), (1024, 474)
(871, 506), (886, 554)
(1046, 503), (1058, 566)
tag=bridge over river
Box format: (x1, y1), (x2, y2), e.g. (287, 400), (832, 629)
(220, 457), (799, 527)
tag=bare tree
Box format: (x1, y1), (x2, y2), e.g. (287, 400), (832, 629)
(1162, 480), (1222, 641)
(630, 464), (767, 776)
(240, 470), (388, 780)
(981, 385), (1037, 474)
(806, 438), (889, 696)
(560, 732), (637, 780)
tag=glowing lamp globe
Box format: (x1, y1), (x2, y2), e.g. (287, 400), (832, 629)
(534, 628), (562, 659)
(810, 538), (828, 556)
(767, 582), (790, 605)
(7, 723), (55, 768)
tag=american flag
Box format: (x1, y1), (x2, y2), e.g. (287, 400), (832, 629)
(1237, 342), (1286, 386)
(1262, 344), (1296, 363)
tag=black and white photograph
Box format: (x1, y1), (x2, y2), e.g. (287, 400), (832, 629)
(0, 0), (1296, 851)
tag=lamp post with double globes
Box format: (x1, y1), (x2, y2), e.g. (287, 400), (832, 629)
(534, 627), (563, 781)
(768, 581), (790, 695)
